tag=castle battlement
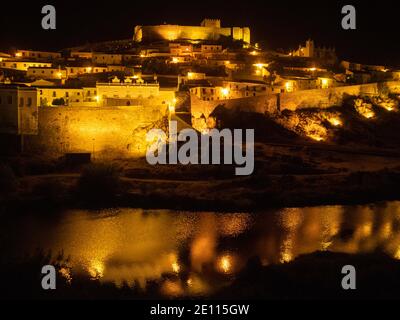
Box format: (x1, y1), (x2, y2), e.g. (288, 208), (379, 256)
(134, 19), (250, 45)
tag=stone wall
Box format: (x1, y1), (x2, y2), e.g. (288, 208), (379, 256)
(190, 94), (278, 131)
(279, 81), (400, 111)
(25, 105), (168, 158)
(191, 81), (400, 131)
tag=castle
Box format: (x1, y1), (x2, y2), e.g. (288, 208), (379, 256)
(134, 19), (250, 45)
(290, 39), (337, 63)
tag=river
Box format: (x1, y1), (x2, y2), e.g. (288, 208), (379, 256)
(2, 201), (400, 297)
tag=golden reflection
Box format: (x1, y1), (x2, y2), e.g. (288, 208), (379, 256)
(190, 214), (217, 271)
(161, 279), (184, 297)
(280, 238), (293, 263)
(217, 254), (233, 273)
(394, 246), (400, 260)
(217, 213), (252, 236)
(18, 202), (400, 297)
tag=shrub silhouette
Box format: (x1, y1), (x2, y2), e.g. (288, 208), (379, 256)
(77, 163), (121, 202)
(0, 163), (17, 193)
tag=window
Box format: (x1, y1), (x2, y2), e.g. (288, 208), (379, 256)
(0, 96), (2, 104)
(53, 92), (56, 97)
(66, 92), (69, 97)
(40, 90), (43, 95)
(7, 96), (12, 104)
(27, 97), (32, 106)
(19, 97), (24, 107)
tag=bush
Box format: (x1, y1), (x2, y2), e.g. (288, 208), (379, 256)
(77, 163), (122, 202)
(0, 163), (18, 193)
(32, 179), (68, 203)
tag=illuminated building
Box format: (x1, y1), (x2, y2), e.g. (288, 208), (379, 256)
(134, 19), (250, 46)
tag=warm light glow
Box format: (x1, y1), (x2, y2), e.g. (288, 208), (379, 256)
(321, 78), (329, 89)
(285, 81), (294, 92)
(250, 50), (258, 56)
(140, 54), (145, 58)
(171, 57), (179, 63)
(57, 72), (63, 78)
(379, 102), (395, 111)
(15, 52), (22, 57)
(354, 99), (376, 119)
(171, 261), (180, 273)
(308, 134), (325, 142)
(364, 112), (375, 118)
(254, 63), (268, 69)
(59, 267), (72, 284)
(395, 247), (400, 260)
(221, 87), (230, 97)
(217, 254), (233, 273)
(86, 67), (92, 73)
(309, 67), (317, 71)
(88, 260), (104, 279)
(95, 95), (100, 102)
(328, 117), (342, 126)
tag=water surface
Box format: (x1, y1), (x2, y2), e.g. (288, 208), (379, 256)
(2, 201), (400, 296)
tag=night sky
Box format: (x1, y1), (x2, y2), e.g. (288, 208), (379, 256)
(1, 0), (399, 65)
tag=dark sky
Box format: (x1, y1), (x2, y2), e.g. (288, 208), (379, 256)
(1, 0), (399, 65)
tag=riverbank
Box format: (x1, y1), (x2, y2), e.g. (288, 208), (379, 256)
(2, 141), (400, 214)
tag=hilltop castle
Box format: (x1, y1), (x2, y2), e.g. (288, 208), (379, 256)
(134, 19), (250, 46)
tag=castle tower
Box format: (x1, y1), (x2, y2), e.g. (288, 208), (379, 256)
(305, 39), (314, 57)
(200, 19), (221, 28)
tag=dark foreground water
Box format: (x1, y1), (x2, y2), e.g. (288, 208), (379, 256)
(1, 201), (400, 297)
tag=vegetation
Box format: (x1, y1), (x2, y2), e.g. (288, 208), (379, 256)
(77, 163), (122, 203)
(0, 163), (17, 194)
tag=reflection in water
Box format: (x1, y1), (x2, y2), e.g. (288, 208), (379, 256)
(2, 202), (400, 297)
(217, 254), (234, 274)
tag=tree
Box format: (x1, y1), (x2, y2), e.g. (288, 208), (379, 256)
(52, 98), (66, 106)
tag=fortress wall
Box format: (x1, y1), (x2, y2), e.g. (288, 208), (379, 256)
(279, 81), (400, 111)
(191, 94), (278, 131)
(191, 81), (400, 131)
(136, 25), (246, 42)
(25, 105), (168, 158)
